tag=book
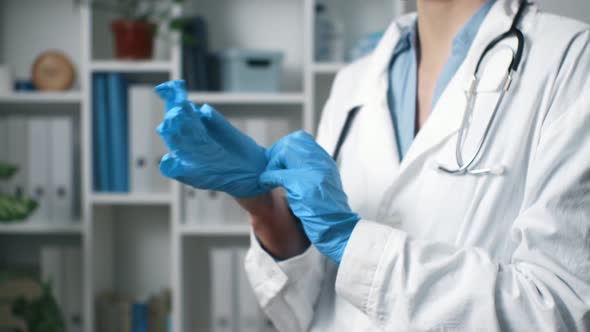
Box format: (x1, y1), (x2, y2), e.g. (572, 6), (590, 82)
(96, 291), (132, 332)
(132, 302), (149, 332)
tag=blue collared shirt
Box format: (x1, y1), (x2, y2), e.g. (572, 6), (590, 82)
(388, 1), (494, 160)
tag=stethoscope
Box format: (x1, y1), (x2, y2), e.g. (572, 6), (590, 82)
(332, 0), (529, 177)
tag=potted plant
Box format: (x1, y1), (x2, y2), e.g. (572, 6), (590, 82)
(0, 162), (38, 222)
(75, 0), (185, 59)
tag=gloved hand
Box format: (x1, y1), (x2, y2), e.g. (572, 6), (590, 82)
(259, 131), (361, 264)
(154, 80), (268, 198)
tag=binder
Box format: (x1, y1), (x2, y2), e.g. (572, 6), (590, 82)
(50, 117), (73, 223)
(7, 115), (29, 197)
(183, 186), (202, 224)
(107, 73), (129, 192)
(210, 248), (235, 332)
(129, 85), (168, 193)
(267, 117), (291, 147)
(27, 117), (51, 222)
(129, 86), (153, 193)
(235, 248), (264, 332)
(93, 74), (111, 192)
(63, 247), (83, 332)
(149, 89), (169, 193)
(40, 247), (65, 311)
(201, 190), (224, 225)
(223, 195), (246, 225)
(245, 117), (270, 148)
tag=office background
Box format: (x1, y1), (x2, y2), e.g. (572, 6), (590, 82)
(0, 0), (587, 331)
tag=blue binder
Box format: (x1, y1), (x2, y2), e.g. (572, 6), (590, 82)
(92, 74), (111, 191)
(107, 73), (129, 192)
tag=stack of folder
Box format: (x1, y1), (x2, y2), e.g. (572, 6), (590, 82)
(0, 114), (75, 223)
(209, 247), (276, 332)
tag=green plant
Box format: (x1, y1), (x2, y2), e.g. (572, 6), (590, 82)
(0, 162), (38, 222)
(12, 281), (66, 332)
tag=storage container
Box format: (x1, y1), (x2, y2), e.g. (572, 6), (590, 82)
(219, 49), (283, 93)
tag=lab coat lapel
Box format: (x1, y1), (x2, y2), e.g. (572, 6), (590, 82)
(348, 17), (413, 215)
(397, 0), (525, 174)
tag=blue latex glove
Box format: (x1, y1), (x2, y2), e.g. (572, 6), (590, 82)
(154, 80), (268, 198)
(260, 131), (361, 264)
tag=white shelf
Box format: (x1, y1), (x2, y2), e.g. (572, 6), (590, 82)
(312, 62), (347, 74)
(0, 92), (82, 104)
(90, 193), (173, 206)
(0, 222), (83, 235)
(188, 92), (305, 105)
(179, 224), (250, 237)
(90, 60), (174, 73)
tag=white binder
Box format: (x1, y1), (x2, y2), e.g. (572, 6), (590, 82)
(223, 195), (247, 225)
(129, 86), (169, 193)
(50, 117), (73, 223)
(148, 88), (169, 193)
(236, 248), (264, 332)
(7, 115), (29, 197)
(40, 247), (66, 311)
(63, 247), (83, 332)
(27, 116), (51, 222)
(210, 248), (235, 332)
(129, 86), (154, 193)
(245, 117), (270, 148)
(201, 190), (224, 225)
(183, 186), (202, 224)
(267, 117), (291, 147)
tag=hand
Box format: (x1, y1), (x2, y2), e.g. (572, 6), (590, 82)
(154, 80), (268, 198)
(259, 131), (360, 264)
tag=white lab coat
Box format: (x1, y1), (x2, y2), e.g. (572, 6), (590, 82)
(245, 0), (590, 331)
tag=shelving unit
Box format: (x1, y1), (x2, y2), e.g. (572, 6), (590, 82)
(0, 0), (412, 331)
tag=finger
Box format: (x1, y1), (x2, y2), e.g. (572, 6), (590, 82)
(154, 80), (187, 111)
(159, 153), (185, 179)
(199, 104), (238, 134)
(198, 104), (261, 149)
(157, 107), (208, 150)
(265, 130), (316, 169)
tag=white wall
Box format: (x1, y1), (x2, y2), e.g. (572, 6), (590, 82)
(536, 0), (590, 23)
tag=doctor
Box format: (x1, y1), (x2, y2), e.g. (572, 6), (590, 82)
(155, 0), (590, 330)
